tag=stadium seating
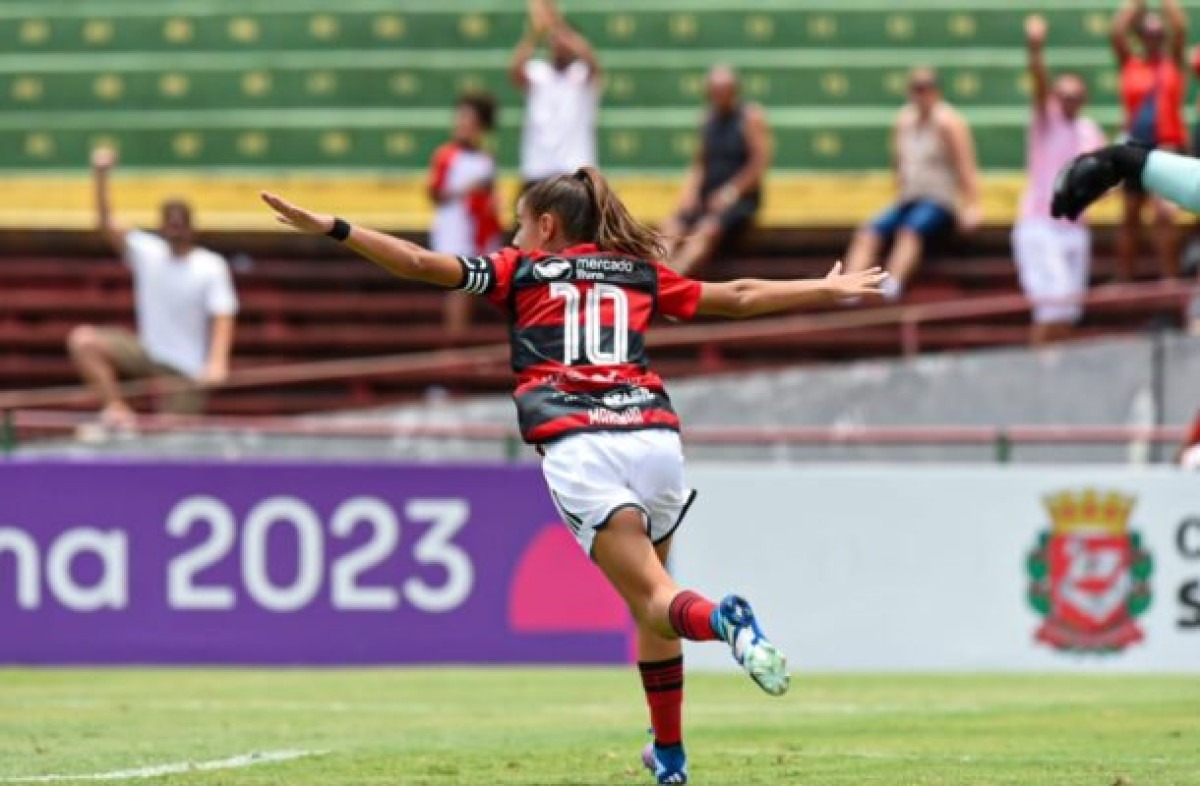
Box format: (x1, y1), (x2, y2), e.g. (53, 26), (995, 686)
(0, 1), (1173, 228)
(1, 2), (1193, 416)
(0, 226), (1184, 415)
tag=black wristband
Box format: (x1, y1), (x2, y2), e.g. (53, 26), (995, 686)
(326, 217), (352, 242)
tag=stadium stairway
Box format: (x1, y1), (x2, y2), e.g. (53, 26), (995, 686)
(0, 228), (1185, 416)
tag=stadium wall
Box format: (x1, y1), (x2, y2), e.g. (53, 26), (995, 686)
(678, 465), (1200, 672)
(1, 460), (1197, 671)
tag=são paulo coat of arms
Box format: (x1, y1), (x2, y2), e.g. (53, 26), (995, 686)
(1026, 489), (1152, 653)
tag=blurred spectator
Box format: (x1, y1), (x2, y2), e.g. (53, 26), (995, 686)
(1013, 15), (1107, 346)
(428, 92), (502, 336)
(510, 0), (600, 189)
(843, 67), (981, 301)
(67, 148), (238, 430)
(661, 66), (772, 276)
(1111, 0), (1186, 280)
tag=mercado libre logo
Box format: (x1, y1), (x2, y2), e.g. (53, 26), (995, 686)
(1027, 489), (1153, 654)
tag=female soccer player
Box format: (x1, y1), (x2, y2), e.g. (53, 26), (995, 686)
(260, 169), (885, 785)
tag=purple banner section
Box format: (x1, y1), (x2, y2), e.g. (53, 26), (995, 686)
(0, 460), (633, 665)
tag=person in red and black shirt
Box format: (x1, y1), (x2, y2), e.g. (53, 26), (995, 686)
(1111, 0), (1187, 280)
(260, 168), (884, 785)
(428, 92), (502, 335)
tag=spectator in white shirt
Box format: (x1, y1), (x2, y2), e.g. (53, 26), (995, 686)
(510, 0), (600, 189)
(67, 147), (238, 430)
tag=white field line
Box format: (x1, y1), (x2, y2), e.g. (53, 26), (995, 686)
(0, 749), (327, 783)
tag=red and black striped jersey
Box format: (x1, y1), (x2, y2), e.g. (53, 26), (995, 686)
(457, 243), (703, 444)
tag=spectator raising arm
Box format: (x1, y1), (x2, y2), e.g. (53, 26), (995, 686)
(1164, 0), (1188, 63)
(92, 147), (126, 257)
(509, 4), (548, 91)
(1026, 14), (1050, 113)
(1111, 0), (1146, 65)
(551, 20), (601, 81)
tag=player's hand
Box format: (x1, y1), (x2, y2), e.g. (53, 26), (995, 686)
(1025, 14), (1047, 48)
(260, 191), (335, 235)
(91, 147), (117, 171)
(823, 262), (888, 299)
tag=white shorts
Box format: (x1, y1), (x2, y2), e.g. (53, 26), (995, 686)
(541, 430), (697, 556)
(1012, 219), (1091, 325)
(1181, 444), (1200, 470)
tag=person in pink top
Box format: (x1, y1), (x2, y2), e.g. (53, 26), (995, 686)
(1013, 15), (1107, 345)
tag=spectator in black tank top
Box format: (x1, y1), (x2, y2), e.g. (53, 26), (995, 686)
(661, 65), (772, 275)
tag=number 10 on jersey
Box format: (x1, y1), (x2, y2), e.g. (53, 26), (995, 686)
(550, 282), (630, 366)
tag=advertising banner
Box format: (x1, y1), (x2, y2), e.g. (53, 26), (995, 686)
(676, 466), (1200, 671)
(0, 460), (632, 664)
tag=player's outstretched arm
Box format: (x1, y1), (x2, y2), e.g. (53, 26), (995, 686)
(259, 191), (463, 288)
(695, 263), (887, 318)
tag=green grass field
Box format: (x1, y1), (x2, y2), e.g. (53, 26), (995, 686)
(1, 670), (1198, 785)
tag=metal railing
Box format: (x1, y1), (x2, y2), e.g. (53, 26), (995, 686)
(1, 278), (1196, 460)
(5, 409), (1190, 464)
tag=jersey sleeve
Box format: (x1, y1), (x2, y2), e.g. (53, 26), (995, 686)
(655, 261), (703, 321)
(455, 247), (521, 308)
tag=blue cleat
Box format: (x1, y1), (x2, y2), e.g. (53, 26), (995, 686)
(641, 739), (688, 784)
(711, 594), (790, 696)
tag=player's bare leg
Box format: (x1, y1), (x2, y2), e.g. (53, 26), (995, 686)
(843, 227), (882, 274)
(635, 536), (688, 784)
(1031, 321), (1072, 346)
(66, 326), (135, 429)
(592, 510), (790, 696)
(881, 228), (925, 301)
(1151, 196), (1181, 279)
(660, 216), (688, 263)
(842, 228), (885, 303)
(669, 218), (720, 277)
(1117, 191), (1144, 281)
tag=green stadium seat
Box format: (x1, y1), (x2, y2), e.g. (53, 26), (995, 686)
(0, 2), (1182, 185)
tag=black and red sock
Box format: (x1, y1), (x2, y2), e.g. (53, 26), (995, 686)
(639, 655), (684, 747)
(667, 590), (718, 642)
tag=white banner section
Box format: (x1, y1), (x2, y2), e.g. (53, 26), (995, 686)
(675, 466), (1200, 672)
